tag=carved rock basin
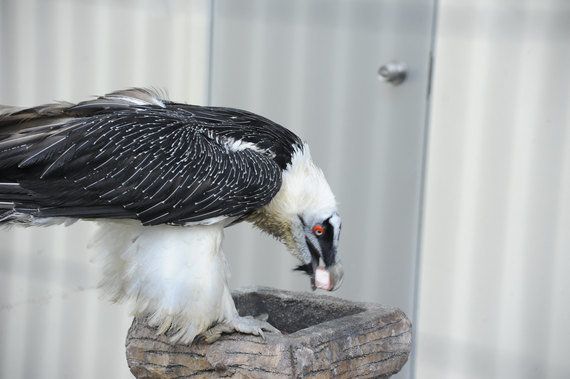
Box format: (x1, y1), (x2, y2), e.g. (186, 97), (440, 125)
(126, 287), (412, 378)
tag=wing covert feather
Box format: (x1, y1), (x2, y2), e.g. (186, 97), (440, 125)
(0, 103), (283, 225)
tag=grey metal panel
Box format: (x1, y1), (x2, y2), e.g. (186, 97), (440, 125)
(211, 0), (434, 319)
(0, 1), (211, 378)
(416, 1), (570, 378)
(0, 1), (434, 378)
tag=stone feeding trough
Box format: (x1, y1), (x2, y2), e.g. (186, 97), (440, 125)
(126, 287), (412, 378)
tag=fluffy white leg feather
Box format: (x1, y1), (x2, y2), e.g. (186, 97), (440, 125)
(93, 220), (239, 343)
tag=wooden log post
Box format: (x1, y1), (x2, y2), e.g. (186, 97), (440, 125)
(126, 287), (412, 378)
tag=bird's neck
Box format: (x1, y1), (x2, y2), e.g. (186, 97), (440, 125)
(247, 145), (336, 250)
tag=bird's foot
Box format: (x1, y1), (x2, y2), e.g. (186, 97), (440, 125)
(199, 313), (281, 343)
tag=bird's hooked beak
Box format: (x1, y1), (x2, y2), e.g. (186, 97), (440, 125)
(295, 213), (344, 291)
(306, 241), (344, 291)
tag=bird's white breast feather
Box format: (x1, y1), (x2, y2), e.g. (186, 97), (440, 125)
(93, 220), (237, 342)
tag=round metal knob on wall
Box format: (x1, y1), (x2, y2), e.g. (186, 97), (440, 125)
(377, 61), (408, 85)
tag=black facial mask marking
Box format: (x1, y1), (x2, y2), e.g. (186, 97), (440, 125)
(318, 218), (335, 267)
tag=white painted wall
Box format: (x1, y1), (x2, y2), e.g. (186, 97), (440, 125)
(415, 1), (570, 378)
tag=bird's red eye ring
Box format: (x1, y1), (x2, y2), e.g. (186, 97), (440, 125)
(312, 224), (325, 236)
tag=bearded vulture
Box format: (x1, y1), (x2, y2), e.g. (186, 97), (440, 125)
(0, 88), (343, 343)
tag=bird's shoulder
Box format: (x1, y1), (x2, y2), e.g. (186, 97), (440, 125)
(0, 88), (298, 226)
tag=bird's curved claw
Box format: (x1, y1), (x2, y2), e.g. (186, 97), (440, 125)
(198, 314), (281, 344)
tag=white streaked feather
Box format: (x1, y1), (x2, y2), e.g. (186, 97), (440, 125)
(183, 215), (230, 227)
(221, 136), (270, 155)
(17, 135), (67, 167)
(104, 88), (167, 108)
(0, 213), (79, 227)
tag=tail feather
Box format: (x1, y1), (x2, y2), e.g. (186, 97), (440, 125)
(0, 209), (30, 224)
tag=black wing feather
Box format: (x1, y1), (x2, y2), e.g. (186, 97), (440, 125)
(0, 89), (301, 225)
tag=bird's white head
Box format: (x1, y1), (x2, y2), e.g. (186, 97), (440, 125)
(248, 144), (344, 291)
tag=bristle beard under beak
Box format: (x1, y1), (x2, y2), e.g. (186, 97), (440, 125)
(294, 260), (344, 292)
(294, 250), (320, 290)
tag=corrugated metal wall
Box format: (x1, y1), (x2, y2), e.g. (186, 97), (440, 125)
(209, 3), (435, 377)
(0, 1), (435, 378)
(416, 1), (570, 378)
(210, 0), (434, 316)
(2, 1), (568, 378)
(0, 1), (211, 378)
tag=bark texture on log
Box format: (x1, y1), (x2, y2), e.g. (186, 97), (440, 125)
(126, 287), (411, 378)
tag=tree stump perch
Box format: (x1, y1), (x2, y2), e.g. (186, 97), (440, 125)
(126, 287), (412, 378)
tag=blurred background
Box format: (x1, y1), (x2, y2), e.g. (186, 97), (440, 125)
(0, 0), (568, 378)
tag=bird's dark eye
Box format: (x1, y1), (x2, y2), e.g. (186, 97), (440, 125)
(312, 224), (325, 236)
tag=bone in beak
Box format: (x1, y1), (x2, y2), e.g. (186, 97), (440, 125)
(315, 262), (344, 291)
